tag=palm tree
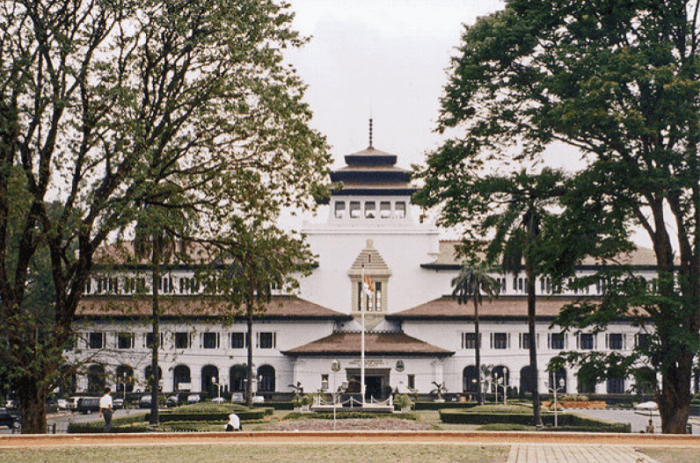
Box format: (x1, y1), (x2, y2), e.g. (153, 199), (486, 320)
(131, 203), (188, 426)
(483, 168), (565, 426)
(452, 261), (500, 405)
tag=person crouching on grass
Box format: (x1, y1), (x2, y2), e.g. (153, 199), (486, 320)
(99, 387), (113, 433)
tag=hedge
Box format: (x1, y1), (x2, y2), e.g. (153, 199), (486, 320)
(439, 408), (630, 433)
(147, 405), (270, 423)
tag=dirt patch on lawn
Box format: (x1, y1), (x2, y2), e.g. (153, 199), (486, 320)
(264, 418), (433, 431)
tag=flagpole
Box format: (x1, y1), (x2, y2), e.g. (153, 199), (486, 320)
(361, 265), (366, 407)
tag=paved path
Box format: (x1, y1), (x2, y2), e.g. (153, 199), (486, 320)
(507, 444), (659, 463)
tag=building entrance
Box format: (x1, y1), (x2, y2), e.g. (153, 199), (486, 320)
(346, 368), (391, 401)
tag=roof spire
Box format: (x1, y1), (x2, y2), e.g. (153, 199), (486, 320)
(368, 117), (373, 149)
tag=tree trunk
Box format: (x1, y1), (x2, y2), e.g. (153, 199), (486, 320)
(474, 302), (483, 405)
(149, 235), (162, 427)
(17, 375), (47, 434)
(525, 263), (541, 427)
(246, 302), (254, 407)
(659, 364), (691, 434)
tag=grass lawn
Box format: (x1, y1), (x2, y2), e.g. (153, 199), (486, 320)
(638, 448), (700, 463)
(0, 444), (510, 463)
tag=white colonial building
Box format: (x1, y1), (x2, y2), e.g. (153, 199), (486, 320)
(67, 135), (662, 402)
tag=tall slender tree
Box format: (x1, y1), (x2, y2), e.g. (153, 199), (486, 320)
(451, 262), (501, 405)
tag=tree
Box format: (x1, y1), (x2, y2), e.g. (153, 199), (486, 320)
(451, 262), (500, 405)
(434, 0), (700, 433)
(0, 0), (329, 433)
(214, 225), (315, 406)
(415, 166), (564, 424)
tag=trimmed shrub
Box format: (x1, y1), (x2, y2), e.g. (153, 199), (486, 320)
(439, 407), (630, 433)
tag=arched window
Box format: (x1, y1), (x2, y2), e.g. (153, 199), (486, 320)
(462, 365), (479, 393)
(201, 365), (219, 396)
(258, 365), (275, 392)
(520, 366), (536, 394)
(173, 365), (191, 391)
(144, 366), (162, 392)
(87, 364), (106, 394)
(230, 364), (247, 392)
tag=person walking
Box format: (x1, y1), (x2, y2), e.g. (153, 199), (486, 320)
(99, 387), (113, 433)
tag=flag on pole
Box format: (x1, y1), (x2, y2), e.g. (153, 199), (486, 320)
(363, 272), (374, 295)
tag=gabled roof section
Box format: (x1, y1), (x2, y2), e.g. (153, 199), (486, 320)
(76, 295), (350, 321)
(388, 296), (595, 320)
(347, 239), (391, 278)
(421, 241), (669, 270)
(283, 332), (453, 357)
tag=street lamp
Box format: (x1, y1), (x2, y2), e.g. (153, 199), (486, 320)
(547, 377), (565, 427)
(331, 360), (341, 430)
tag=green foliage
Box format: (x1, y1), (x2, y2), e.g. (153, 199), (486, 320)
(426, 0), (700, 434)
(439, 407), (629, 432)
(394, 394), (414, 409)
(0, 0), (330, 433)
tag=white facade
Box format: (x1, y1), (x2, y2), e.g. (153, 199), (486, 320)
(68, 142), (661, 401)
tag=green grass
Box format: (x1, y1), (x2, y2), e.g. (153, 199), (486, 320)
(0, 444), (510, 463)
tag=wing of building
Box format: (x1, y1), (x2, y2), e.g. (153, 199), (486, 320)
(67, 128), (665, 402)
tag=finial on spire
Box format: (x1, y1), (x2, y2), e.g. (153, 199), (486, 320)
(368, 117), (373, 149)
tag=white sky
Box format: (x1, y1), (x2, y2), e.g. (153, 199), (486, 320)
(282, 1), (654, 248)
(285, 0), (507, 169)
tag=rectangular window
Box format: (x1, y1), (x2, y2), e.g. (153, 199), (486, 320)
(608, 333), (623, 350)
(158, 276), (173, 294)
(521, 333), (531, 349)
(84, 279), (92, 294)
(321, 374), (329, 390)
(407, 374), (415, 390)
(380, 201), (391, 218)
(375, 282), (382, 311)
(258, 332), (276, 349)
(462, 333), (479, 349)
(579, 333), (594, 350)
(88, 332), (104, 349)
(117, 332), (134, 349)
(550, 333), (565, 350)
(231, 332), (248, 349)
(334, 201), (345, 218)
(364, 201), (376, 218)
(607, 377), (625, 394)
(108, 278), (119, 294)
(636, 333), (651, 349)
(493, 333), (508, 349)
(349, 201), (361, 218)
(174, 332), (190, 349)
(394, 202), (406, 218)
(203, 332), (219, 349)
(97, 277), (108, 293)
(146, 333), (163, 348)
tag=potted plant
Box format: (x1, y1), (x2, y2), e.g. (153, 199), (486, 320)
(395, 394), (413, 413)
(300, 393), (314, 412)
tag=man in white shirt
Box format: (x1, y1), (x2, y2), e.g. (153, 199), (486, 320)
(225, 413), (241, 431)
(99, 387), (113, 433)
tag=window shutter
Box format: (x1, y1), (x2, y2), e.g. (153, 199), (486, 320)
(490, 333), (493, 349)
(507, 333), (511, 349)
(547, 333), (551, 349)
(576, 334), (579, 350)
(518, 333), (522, 349)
